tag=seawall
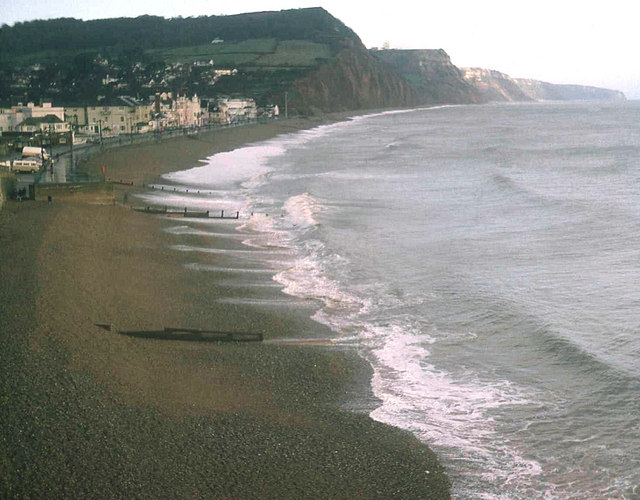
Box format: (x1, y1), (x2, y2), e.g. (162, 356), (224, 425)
(0, 172), (17, 210)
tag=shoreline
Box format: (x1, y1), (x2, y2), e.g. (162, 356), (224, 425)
(0, 115), (451, 497)
(82, 115), (353, 185)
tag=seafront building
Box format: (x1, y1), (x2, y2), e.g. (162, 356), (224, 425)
(65, 97), (154, 136)
(150, 93), (203, 130)
(0, 102), (66, 134)
(0, 93), (267, 154)
(14, 115), (71, 135)
(0, 102), (72, 148)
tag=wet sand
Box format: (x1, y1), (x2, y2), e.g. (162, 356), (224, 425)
(0, 118), (451, 498)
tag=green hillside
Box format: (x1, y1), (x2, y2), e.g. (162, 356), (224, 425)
(0, 8), (359, 63)
(0, 8), (357, 107)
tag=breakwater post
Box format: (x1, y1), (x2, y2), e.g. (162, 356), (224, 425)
(132, 205), (244, 219)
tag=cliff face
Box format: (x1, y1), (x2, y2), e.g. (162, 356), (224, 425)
(514, 79), (626, 101)
(374, 49), (483, 104)
(290, 48), (421, 114)
(463, 67), (626, 102)
(462, 68), (533, 102)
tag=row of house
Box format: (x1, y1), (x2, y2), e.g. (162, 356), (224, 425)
(0, 95), (274, 142)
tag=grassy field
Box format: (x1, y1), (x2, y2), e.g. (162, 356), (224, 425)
(0, 48), (92, 66)
(255, 40), (331, 67)
(149, 38), (332, 69)
(3, 37), (330, 69)
(148, 38), (278, 60)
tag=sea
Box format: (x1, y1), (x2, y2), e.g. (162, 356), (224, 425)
(140, 101), (640, 499)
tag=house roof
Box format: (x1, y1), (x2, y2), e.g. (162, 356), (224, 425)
(94, 96), (147, 107)
(18, 114), (64, 126)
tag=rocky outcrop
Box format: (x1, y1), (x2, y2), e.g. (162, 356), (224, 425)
(290, 48), (421, 114)
(463, 67), (626, 102)
(373, 49), (483, 104)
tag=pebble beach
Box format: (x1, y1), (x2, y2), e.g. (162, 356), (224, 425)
(0, 118), (451, 498)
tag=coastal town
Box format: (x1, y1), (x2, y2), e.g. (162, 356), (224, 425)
(0, 94), (279, 157)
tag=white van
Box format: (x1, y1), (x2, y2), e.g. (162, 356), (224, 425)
(11, 158), (43, 173)
(21, 146), (50, 161)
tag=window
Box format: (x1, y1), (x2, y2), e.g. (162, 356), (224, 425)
(120, 116), (124, 122)
(120, 125), (125, 131)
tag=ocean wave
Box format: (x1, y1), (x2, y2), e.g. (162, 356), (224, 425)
(238, 213), (292, 249)
(163, 142), (285, 188)
(283, 192), (323, 229)
(267, 210), (544, 496)
(275, 255), (366, 319)
(531, 324), (629, 379)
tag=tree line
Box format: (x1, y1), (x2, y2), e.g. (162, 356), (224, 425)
(0, 8), (360, 63)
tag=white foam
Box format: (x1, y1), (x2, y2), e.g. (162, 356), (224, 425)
(160, 120), (349, 191)
(214, 280), (283, 289)
(184, 217), (243, 226)
(134, 191), (243, 211)
(342, 104), (462, 124)
(238, 213), (292, 249)
(283, 192), (323, 228)
(275, 254), (366, 319)
(260, 191), (545, 496)
(170, 244), (292, 257)
(216, 297), (319, 307)
(332, 314), (543, 494)
(156, 107), (457, 199)
(163, 143), (285, 188)
(164, 225), (246, 238)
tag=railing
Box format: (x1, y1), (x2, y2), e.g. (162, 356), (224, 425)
(59, 117), (266, 158)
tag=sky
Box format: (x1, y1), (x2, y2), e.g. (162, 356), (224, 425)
(1, 0), (638, 98)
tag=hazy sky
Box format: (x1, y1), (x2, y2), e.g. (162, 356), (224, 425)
(1, 0), (638, 98)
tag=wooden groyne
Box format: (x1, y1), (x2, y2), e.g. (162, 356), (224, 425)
(95, 324), (263, 342)
(132, 206), (240, 219)
(107, 178), (254, 219)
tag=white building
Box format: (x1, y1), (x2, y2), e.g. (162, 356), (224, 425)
(216, 98), (258, 123)
(0, 102), (65, 134)
(15, 115), (71, 135)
